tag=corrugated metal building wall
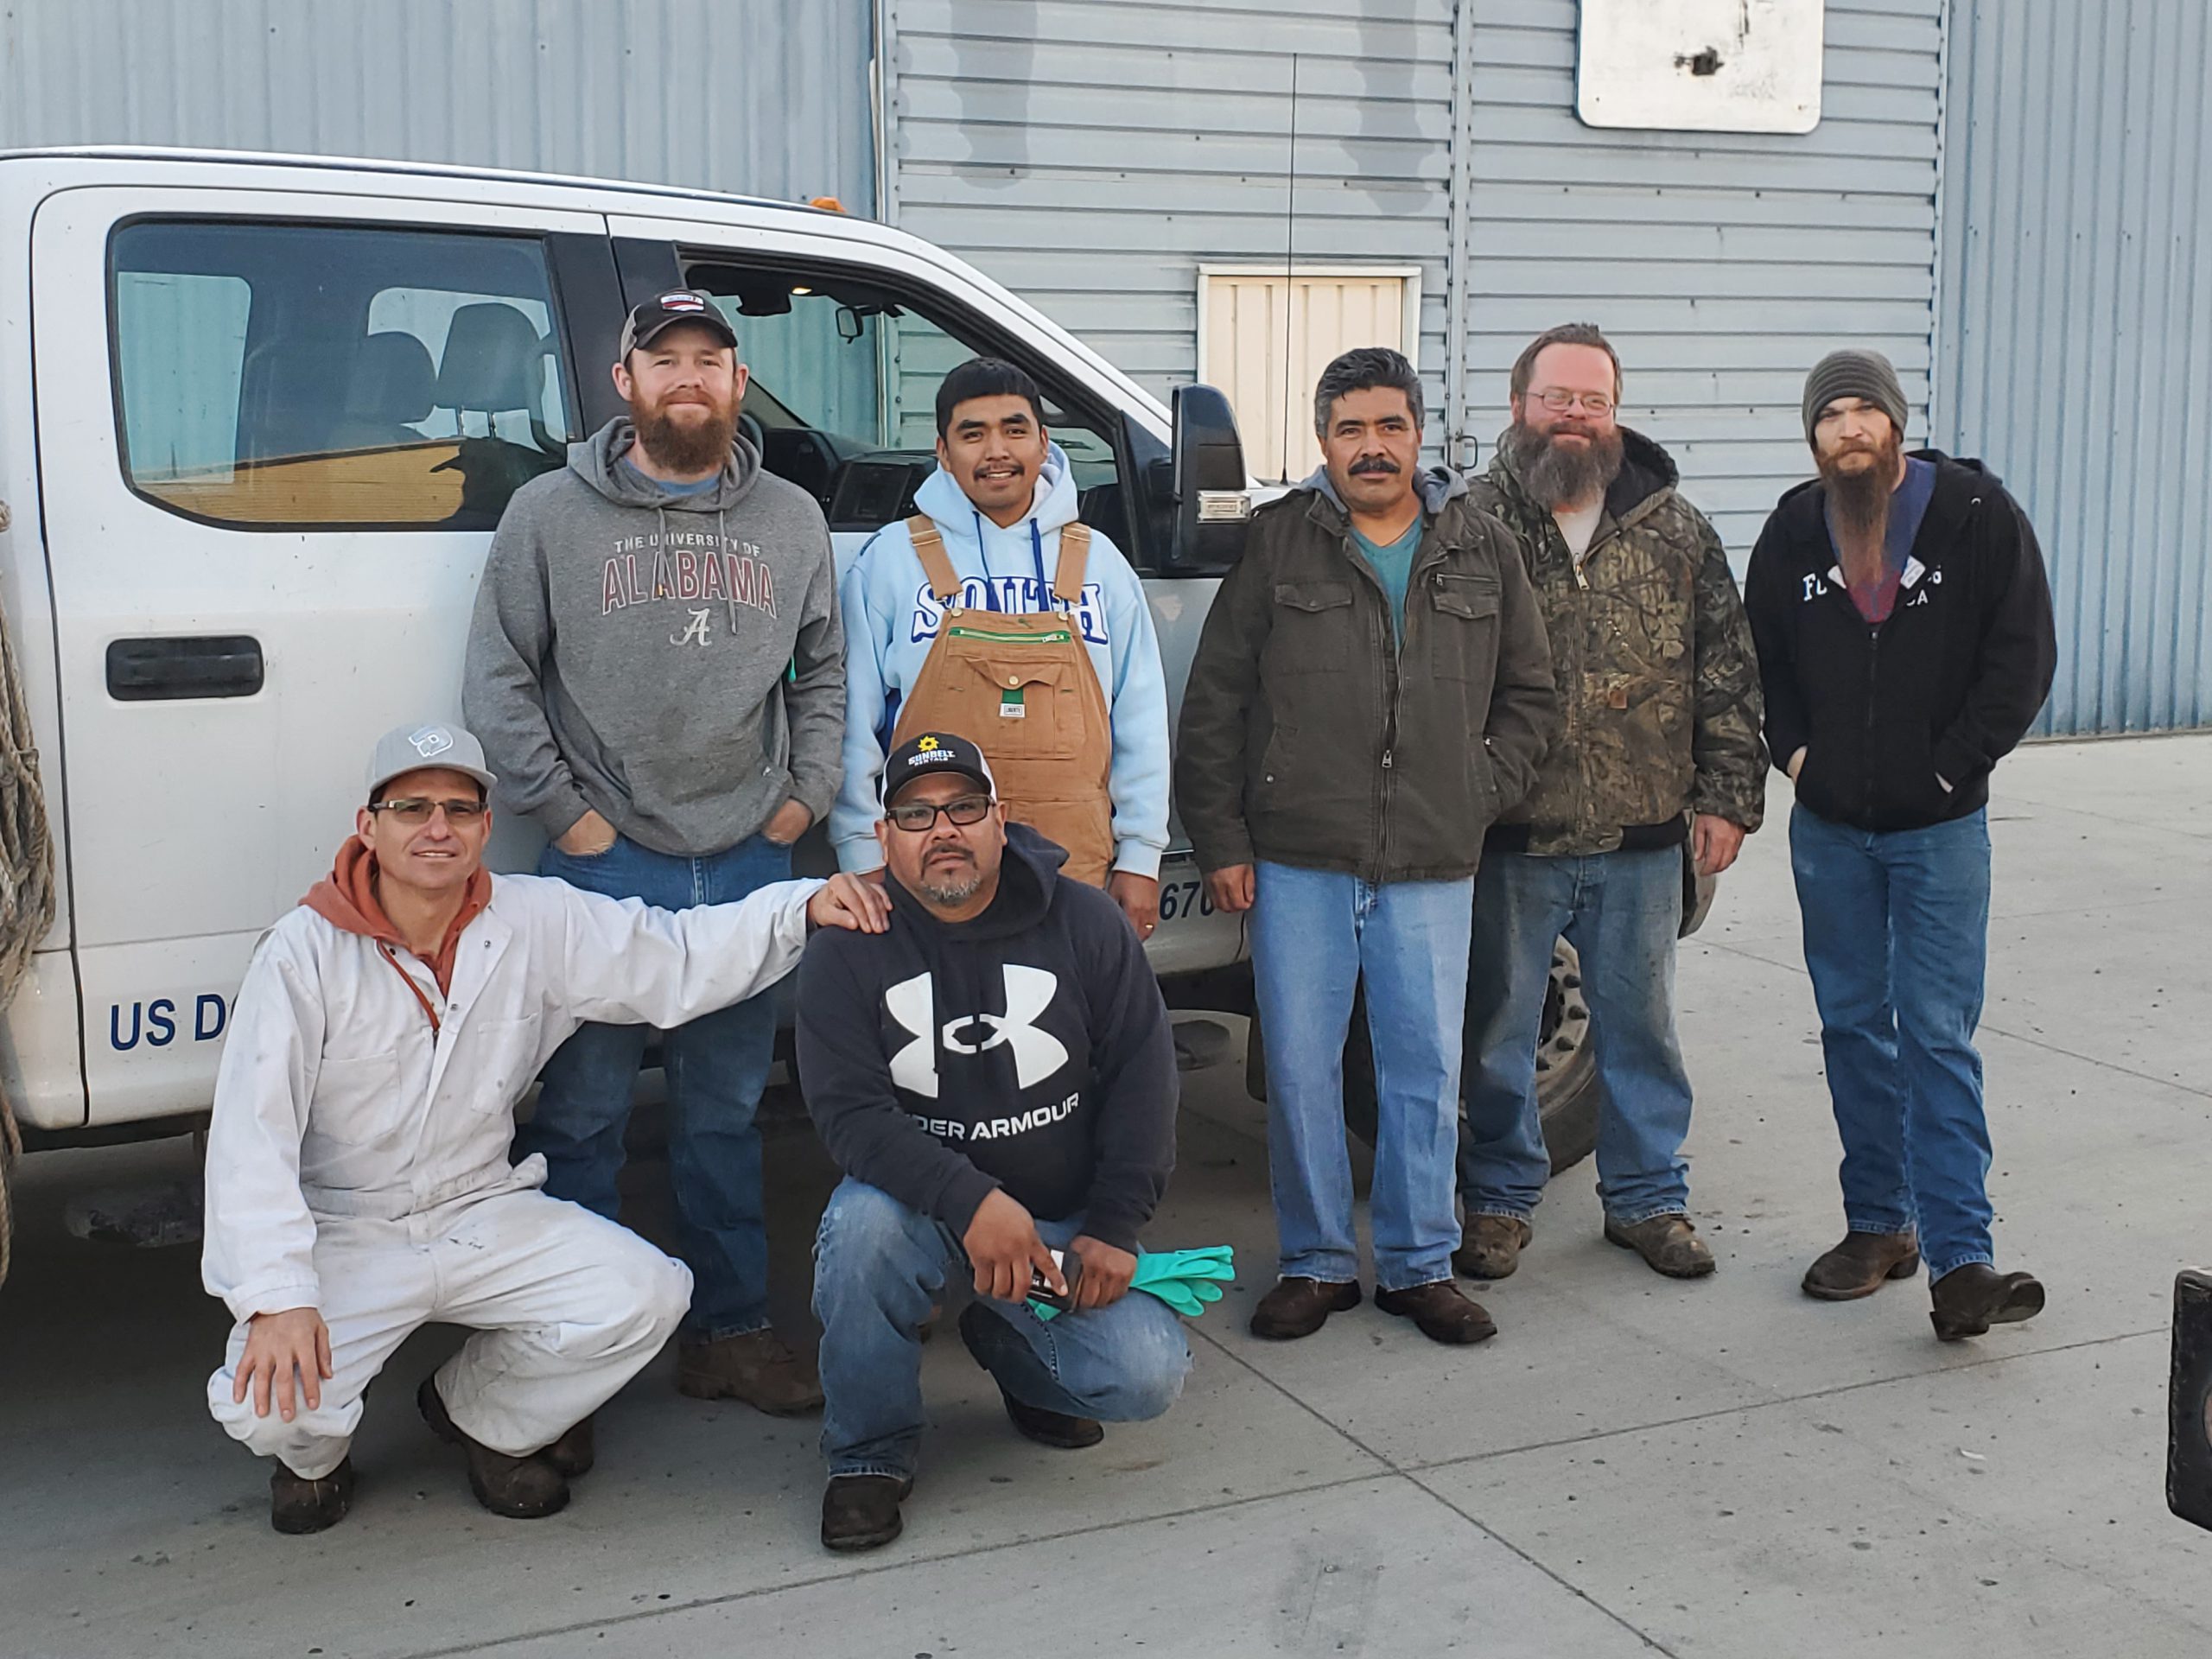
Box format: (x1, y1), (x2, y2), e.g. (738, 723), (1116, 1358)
(0, 0), (874, 209)
(1935, 0), (2211, 734)
(881, 0), (1459, 469)
(1459, 0), (1942, 555)
(884, 0), (1942, 555)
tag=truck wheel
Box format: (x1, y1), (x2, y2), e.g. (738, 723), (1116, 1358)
(1243, 938), (1600, 1176)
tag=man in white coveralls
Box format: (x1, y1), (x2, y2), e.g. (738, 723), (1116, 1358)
(201, 722), (888, 1534)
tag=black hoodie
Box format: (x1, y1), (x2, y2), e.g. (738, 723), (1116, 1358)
(1743, 451), (2056, 833)
(796, 825), (1175, 1252)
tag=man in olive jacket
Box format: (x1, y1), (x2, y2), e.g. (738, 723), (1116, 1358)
(1177, 347), (1557, 1347)
(1456, 325), (1766, 1286)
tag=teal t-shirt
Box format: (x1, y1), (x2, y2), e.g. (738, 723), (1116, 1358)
(1352, 517), (1426, 647)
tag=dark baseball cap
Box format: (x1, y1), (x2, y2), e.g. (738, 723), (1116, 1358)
(617, 289), (739, 360)
(880, 732), (998, 810)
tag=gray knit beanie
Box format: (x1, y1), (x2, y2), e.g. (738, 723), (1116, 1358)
(1802, 349), (1908, 446)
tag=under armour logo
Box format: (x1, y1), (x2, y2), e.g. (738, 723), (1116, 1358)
(671, 607), (713, 647)
(884, 966), (1069, 1100)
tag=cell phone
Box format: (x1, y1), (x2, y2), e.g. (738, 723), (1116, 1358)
(2170, 1268), (2212, 1531)
(1028, 1248), (1084, 1312)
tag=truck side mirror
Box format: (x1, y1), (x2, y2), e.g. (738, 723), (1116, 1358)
(1166, 384), (1250, 574)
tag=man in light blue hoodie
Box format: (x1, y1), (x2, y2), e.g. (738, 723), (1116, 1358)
(832, 359), (1171, 936)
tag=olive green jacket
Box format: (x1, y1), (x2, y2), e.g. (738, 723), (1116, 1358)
(1473, 428), (1765, 855)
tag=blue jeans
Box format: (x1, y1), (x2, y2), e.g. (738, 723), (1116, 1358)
(1249, 861), (1472, 1292)
(1458, 847), (1694, 1225)
(811, 1179), (1191, 1480)
(514, 830), (792, 1340)
(1789, 804), (1995, 1281)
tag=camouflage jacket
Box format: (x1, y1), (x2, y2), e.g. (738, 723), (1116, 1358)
(1471, 427), (1765, 855)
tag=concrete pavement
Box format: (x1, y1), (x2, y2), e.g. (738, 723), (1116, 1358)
(3, 735), (2208, 1657)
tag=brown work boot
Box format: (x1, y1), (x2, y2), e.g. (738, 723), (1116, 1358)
(821, 1474), (912, 1553)
(543, 1414), (595, 1479)
(1374, 1280), (1497, 1345)
(416, 1376), (569, 1519)
(1249, 1276), (1362, 1340)
(1929, 1262), (2046, 1341)
(1802, 1230), (1922, 1301)
(269, 1455), (355, 1535)
(1604, 1212), (1716, 1279)
(1453, 1214), (1533, 1281)
(677, 1328), (824, 1414)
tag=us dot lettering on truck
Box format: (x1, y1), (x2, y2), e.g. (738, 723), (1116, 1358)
(909, 579), (1108, 645)
(110, 994), (229, 1051)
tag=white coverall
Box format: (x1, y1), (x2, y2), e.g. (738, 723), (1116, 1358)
(203, 872), (819, 1478)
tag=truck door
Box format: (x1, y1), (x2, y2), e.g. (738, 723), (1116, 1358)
(29, 186), (614, 1125)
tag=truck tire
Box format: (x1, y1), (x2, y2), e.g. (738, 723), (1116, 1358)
(1243, 937), (1600, 1176)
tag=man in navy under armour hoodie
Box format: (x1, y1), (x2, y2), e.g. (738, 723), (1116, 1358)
(798, 732), (1188, 1554)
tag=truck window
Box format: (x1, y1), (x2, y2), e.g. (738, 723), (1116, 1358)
(683, 262), (1136, 558)
(110, 222), (575, 531)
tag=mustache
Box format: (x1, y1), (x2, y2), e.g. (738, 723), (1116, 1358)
(1348, 455), (1401, 476)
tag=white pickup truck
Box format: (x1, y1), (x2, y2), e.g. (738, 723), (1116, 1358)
(0, 148), (1609, 1274)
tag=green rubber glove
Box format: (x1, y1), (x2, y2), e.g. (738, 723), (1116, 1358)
(1028, 1244), (1236, 1322)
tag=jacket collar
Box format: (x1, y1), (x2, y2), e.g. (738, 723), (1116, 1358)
(1773, 448), (1993, 570)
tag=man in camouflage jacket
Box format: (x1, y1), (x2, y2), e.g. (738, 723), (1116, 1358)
(1455, 325), (1765, 1284)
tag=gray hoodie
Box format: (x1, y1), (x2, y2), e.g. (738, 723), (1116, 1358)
(464, 417), (844, 858)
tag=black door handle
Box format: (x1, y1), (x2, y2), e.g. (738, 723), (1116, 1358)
(105, 636), (264, 701)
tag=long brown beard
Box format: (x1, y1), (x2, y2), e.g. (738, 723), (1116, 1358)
(1818, 429), (1904, 574)
(1508, 419), (1624, 506)
(635, 398), (736, 476)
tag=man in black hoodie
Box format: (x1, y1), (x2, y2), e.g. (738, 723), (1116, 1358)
(798, 733), (1189, 1554)
(1745, 349), (2056, 1342)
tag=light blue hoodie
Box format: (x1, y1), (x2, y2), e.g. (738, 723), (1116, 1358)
(832, 444), (1170, 879)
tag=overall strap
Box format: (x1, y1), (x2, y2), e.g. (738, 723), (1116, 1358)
(907, 515), (963, 604)
(1051, 523), (1093, 607)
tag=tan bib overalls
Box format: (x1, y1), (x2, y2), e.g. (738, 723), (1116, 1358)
(888, 515), (1116, 886)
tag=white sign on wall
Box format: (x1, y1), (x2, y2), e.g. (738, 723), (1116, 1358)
(1577, 0), (1825, 134)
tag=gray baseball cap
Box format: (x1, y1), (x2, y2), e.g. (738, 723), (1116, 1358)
(366, 721), (498, 798)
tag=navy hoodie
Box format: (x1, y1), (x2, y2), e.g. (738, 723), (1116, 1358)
(796, 825), (1175, 1251)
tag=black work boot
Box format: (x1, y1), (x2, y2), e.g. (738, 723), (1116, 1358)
(1374, 1281), (1498, 1345)
(1929, 1262), (2045, 1341)
(1249, 1276), (1362, 1340)
(543, 1414), (595, 1479)
(416, 1376), (569, 1519)
(957, 1303), (1104, 1448)
(677, 1328), (824, 1415)
(1802, 1231), (1921, 1301)
(821, 1474), (912, 1553)
(269, 1456), (355, 1535)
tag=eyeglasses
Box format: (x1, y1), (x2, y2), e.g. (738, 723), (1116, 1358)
(369, 797), (487, 826)
(886, 793), (993, 833)
(1533, 389), (1616, 416)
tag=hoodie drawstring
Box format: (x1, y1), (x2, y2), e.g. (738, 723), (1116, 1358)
(719, 507), (737, 635)
(962, 507), (1059, 614)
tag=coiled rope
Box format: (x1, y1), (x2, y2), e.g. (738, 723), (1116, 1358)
(0, 550), (58, 1289)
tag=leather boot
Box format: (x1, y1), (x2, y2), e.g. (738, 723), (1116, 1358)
(957, 1303), (1103, 1448)
(543, 1414), (594, 1479)
(677, 1328), (824, 1415)
(416, 1376), (569, 1519)
(1802, 1231), (1921, 1301)
(269, 1456), (355, 1535)
(821, 1474), (912, 1553)
(1453, 1215), (1533, 1281)
(1604, 1213), (1716, 1279)
(1374, 1281), (1497, 1344)
(1930, 1262), (2045, 1341)
(1249, 1276), (1361, 1340)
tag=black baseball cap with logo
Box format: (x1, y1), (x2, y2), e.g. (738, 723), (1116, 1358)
(880, 733), (998, 810)
(618, 289), (739, 360)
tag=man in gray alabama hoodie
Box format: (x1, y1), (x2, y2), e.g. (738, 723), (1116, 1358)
(464, 289), (843, 1414)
